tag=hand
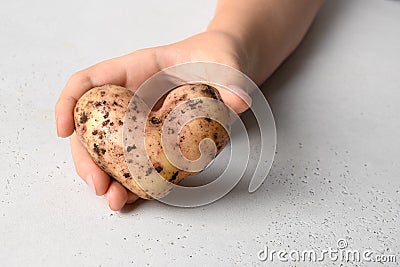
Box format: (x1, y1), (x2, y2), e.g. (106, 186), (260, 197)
(55, 31), (250, 211)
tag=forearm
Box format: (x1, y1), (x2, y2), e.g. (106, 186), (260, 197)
(207, 0), (324, 85)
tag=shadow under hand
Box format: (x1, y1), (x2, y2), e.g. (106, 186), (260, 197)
(232, 0), (351, 196)
(119, 198), (146, 213)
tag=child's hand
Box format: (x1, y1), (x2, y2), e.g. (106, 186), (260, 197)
(56, 0), (323, 210)
(55, 31), (250, 210)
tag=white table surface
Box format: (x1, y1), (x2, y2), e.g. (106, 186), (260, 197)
(1, 0), (399, 266)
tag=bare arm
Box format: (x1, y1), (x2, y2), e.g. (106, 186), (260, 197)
(207, 0), (324, 84)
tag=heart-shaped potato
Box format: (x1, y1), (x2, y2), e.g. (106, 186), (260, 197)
(74, 84), (229, 199)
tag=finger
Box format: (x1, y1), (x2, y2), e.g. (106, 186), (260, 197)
(127, 192), (139, 204)
(211, 84), (251, 114)
(70, 133), (110, 195)
(55, 56), (128, 138)
(106, 180), (129, 211)
(218, 88), (251, 114)
(55, 48), (163, 138)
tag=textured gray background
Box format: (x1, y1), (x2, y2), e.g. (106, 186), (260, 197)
(0, 0), (399, 266)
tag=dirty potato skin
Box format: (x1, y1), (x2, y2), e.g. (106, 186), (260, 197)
(74, 85), (148, 197)
(74, 84), (229, 199)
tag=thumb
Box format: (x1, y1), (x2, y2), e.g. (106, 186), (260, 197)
(215, 85), (252, 114)
(156, 61), (255, 114)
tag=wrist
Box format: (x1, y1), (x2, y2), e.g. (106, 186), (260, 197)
(207, 0), (325, 86)
(204, 28), (251, 73)
(206, 12), (264, 85)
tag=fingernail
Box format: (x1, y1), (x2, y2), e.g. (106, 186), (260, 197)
(86, 174), (96, 194)
(105, 192), (112, 209)
(227, 85), (252, 107)
(56, 116), (60, 137)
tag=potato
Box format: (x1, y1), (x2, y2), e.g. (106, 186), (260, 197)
(74, 84), (229, 199)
